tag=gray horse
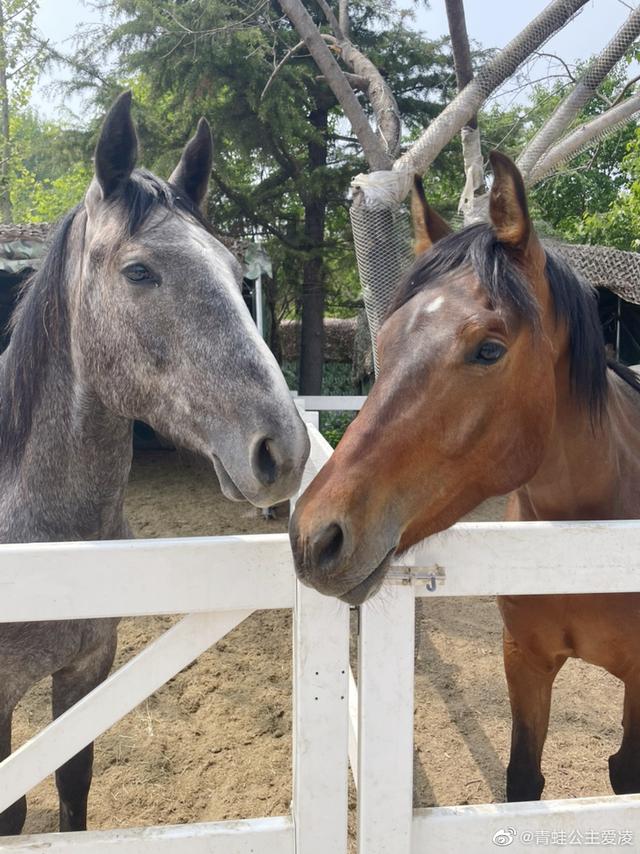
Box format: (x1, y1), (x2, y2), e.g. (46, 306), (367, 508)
(0, 92), (309, 835)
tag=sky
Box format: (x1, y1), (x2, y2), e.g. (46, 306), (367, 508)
(31, 0), (638, 121)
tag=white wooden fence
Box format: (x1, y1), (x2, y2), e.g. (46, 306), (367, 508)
(1, 397), (640, 853)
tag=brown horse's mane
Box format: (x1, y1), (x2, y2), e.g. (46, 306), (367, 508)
(0, 169), (215, 461)
(388, 222), (640, 419)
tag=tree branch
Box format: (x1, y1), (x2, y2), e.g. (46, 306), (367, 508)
(338, 0), (350, 40)
(532, 50), (577, 83)
(337, 40), (402, 158)
(340, 71), (369, 90)
(212, 169), (300, 249)
(314, 0), (402, 158)
(393, 0), (592, 183)
(517, 6), (640, 180)
(612, 72), (640, 106)
(262, 39), (311, 100)
(277, 0), (392, 170)
(314, 0), (343, 38)
(445, 0), (475, 104)
(528, 91), (640, 184)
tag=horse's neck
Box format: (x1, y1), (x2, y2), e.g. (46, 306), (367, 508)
(0, 299), (133, 545)
(514, 369), (640, 522)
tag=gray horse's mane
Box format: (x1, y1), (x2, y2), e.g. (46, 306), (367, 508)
(0, 169), (214, 460)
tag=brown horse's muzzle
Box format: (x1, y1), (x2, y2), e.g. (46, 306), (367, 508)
(289, 480), (400, 604)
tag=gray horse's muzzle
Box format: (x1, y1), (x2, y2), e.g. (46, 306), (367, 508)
(214, 413), (310, 507)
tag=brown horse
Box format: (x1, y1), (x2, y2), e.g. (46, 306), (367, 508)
(290, 151), (640, 801)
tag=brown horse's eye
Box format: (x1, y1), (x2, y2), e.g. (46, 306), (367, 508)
(471, 341), (506, 365)
(122, 263), (159, 286)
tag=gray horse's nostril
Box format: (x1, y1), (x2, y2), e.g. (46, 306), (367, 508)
(312, 522), (345, 570)
(252, 437), (279, 486)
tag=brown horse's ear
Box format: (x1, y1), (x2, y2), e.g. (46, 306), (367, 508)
(169, 117), (213, 211)
(411, 176), (452, 255)
(489, 151), (531, 249)
(94, 91), (138, 199)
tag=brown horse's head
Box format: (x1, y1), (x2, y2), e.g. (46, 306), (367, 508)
(290, 152), (608, 603)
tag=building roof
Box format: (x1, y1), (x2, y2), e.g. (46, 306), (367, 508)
(0, 222), (245, 276)
(0, 222), (49, 275)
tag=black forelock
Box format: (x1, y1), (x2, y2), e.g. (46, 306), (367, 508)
(386, 222), (629, 419)
(387, 223), (540, 325)
(117, 168), (216, 237)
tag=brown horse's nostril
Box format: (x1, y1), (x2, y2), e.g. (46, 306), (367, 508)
(311, 522), (345, 570)
(252, 437), (279, 486)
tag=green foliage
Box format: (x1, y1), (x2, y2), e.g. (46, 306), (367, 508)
(8, 109), (91, 221)
(63, 0), (455, 329)
(12, 159), (92, 222)
(281, 359), (357, 446)
(1, 0), (45, 109)
(319, 362), (357, 446)
(1, 0), (639, 384)
(280, 360), (298, 392)
(523, 67), (638, 243)
(568, 126), (640, 251)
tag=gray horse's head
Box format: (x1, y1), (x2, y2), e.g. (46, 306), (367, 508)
(73, 92), (309, 506)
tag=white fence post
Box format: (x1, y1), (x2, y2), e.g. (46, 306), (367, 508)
(292, 582), (350, 854)
(291, 423), (350, 854)
(357, 584), (415, 854)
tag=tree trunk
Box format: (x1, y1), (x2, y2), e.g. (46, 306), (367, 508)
(298, 103), (328, 396)
(445, 0), (486, 222)
(264, 270), (283, 364)
(0, 0), (12, 224)
(445, 0), (474, 101)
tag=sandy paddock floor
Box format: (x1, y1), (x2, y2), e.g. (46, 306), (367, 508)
(12, 450), (625, 836)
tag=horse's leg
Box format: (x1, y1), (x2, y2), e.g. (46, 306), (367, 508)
(0, 711), (27, 835)
(52, 625), (117, 832)
(609, 675), (640, 794)
(503, 629), (565, 802)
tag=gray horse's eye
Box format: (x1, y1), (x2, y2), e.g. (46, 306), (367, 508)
(122, 263), (159, 287)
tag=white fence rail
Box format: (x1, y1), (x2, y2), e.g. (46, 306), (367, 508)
(0, 817), (295, 853)
(0, 421), (349, 854)
(1, 396), (640, 853)
(295, 395), (366, 411)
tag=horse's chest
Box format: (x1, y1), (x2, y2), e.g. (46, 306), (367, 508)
(499, 593), (640, 679)
(0, 469), (128, 543)
(0, 618), (119, 709)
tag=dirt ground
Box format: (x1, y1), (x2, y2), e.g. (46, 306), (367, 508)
(13, 450), (625, 835)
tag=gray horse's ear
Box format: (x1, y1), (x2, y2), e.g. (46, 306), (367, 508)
(489, 151), (531, 249)
(411, 176), (452, 255)
(94, 91), (138, 199)
(169, 118), (213, 211)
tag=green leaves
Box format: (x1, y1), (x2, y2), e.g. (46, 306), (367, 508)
(7, 110), (92, 221)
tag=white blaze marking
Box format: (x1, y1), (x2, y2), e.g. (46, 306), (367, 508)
(426, 295), (445, 313)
